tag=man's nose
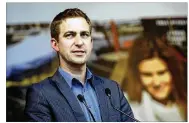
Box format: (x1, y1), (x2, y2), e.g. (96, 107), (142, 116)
(75, 35), (84, 46)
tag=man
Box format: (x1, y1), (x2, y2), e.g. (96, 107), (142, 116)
(24, 8), (135, 122)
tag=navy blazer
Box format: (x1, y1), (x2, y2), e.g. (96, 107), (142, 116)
(24, 70), (134, 122)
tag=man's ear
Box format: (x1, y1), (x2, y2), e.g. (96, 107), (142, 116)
(51, 38), (59, 52)
(91, 38), (93, 49)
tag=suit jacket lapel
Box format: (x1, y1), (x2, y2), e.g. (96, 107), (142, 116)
(91, 75), (110, 122)
(51, 70), (87, 122)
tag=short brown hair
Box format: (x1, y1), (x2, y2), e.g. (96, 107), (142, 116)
(50, 8), (92, 40)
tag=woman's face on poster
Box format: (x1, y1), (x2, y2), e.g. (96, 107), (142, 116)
(138, 57), (172, 101)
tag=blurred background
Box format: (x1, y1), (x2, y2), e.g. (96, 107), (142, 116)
(6, 2), (187, 121)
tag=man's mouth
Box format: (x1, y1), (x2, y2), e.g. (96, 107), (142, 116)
(72, 50), (86, 55)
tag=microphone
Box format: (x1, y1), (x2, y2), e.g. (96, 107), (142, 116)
(77, 94), (96, 122)
(105, 88), (140, 122)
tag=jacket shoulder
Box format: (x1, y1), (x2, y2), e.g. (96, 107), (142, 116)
(93, 75), (119, 87)
(29, 77), (52, 89)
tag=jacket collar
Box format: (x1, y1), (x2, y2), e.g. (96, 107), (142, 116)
(51, 70), (87, 122)
(91, 75), (110, 121)
(51, 70), (110, 122)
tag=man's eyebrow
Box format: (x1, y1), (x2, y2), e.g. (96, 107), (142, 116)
(64, 31), (76, 34)
(80, 30), (90, 33)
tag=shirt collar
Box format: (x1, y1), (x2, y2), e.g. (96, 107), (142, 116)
(85, 67), (93, 81)
(58, 67), (93, 88)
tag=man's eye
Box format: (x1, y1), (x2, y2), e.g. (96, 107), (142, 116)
(81, 33), (90, 38)
(64, 33), (75, 39)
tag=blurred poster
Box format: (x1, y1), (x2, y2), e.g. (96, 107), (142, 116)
(141, 17), (187, 58)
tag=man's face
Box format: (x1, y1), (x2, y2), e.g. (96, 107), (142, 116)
(138, 57), (172, 101)
(52, 17), (92, 65)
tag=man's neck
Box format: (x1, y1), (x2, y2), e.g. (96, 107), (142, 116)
(60, 62), (86, 84)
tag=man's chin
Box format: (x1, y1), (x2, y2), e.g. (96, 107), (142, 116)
(71, 60), (86, 65)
